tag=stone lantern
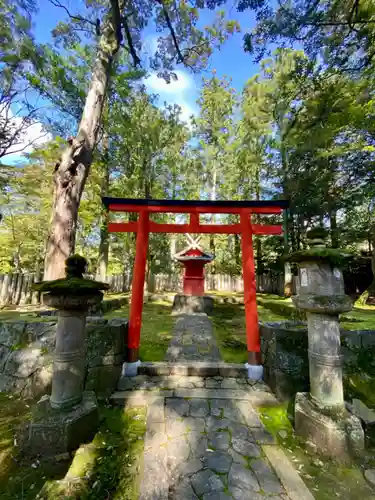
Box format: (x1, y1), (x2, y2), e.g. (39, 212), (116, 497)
(26, 255), (109, 456)
(289, 228), (364, 461)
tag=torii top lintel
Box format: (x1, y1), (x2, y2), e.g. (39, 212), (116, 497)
(103, 197), (289, 214)
(103, 197), (289, 236)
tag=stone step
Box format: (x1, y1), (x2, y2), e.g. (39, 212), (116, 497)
(110, 386), (278, 407)
(138, 361), (248, 378)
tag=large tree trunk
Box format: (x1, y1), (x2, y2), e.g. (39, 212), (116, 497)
(209, 163), (217, 278)
(44, 1), (122, 280)
(280, 145), (292, 297)
(358, 222), (375, 305)
(283, 210), (293, 297)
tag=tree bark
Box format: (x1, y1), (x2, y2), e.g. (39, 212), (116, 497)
(283, 210), (293, 297)
(44, 1), (122, 280)
(96, 141), (110, 281)
(329, 208), (339, 248)
(234, 233), (241, 271)
(358, 222), (375, 305)
(280, 145), (293, 296)
(209, 162), (217, 278)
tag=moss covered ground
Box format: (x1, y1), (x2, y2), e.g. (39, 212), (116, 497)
(259, 403), (375, 500)
(0, 393), (146, 499)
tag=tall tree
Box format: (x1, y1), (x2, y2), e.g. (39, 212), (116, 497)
(239, 0), (375, 72)
(38, 0), (239, 279)
(0, 0), (44, 160)
(194, 73), (236, 272)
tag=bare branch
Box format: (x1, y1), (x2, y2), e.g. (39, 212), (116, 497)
(156, 0), (185, 64)
(48, 0), (98, 30)
(122, 16), (141, 66)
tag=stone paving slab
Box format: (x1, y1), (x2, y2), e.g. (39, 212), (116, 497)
(132, 384), (314, 500)
(134, 313), (313, 499)
(165, 314), (221, 362)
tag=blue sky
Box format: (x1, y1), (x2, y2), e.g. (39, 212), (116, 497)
(4, 1), (262, 163)
(33, 1), (261, 120)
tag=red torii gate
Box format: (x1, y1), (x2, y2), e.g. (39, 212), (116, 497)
(103, 197), (288, 377)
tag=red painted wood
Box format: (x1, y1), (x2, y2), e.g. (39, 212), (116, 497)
(252, 224), (283, 235)
(182, 261), (206, 296)
(189, 213), (200, 232)
(108, 221), (282, 236)
(149, 222), (243, 234)
(128, 211), (149, 352)
(108, 222), (138, 233)
(108, 203), (282, 215)
(108, 221), (243, 234)
(240, 212), (260, 357)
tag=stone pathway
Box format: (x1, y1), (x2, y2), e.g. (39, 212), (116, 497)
(165, 313), (221, 362)
(112, 375), (315, 500)
(113, 314), (315, 499)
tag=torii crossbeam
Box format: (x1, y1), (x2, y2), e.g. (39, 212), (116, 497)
(103, 197), (289, 378)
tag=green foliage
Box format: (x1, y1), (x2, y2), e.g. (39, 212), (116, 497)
(0, 397), (146, 500)
(1, 1), (374, 288)
(240, 0), (375, 73)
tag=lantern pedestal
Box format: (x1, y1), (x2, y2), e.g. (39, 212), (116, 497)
(295, 392), (364, 462)
(24, 255), (109, 457)
(289, 229), (364, 462)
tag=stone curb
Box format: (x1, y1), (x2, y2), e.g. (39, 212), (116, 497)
(139, 398), (169, 500)
(139, 362), (248, 378)
(263, 445), (315, 500)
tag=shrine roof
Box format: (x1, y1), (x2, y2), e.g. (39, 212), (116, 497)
(174, 246), (214, 262)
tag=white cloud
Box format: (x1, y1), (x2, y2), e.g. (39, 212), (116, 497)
(178, 102), (196, 123)
(144, 70), (198, 125)
(0, 107), (52, 164)
(145, 70), (193, 93)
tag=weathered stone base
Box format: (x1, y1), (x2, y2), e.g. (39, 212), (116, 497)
(172, 294), (213, 315)
(295, 392), (364, 462)
(26, 391), (99, 456)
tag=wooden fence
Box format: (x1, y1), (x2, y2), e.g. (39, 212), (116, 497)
(0, 272), (296, 306)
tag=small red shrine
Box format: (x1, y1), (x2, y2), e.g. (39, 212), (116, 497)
(175, 236), (213, 296)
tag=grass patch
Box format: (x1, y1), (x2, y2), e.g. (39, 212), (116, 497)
(0, 393), (146, 499)
(0, 293), (130, 323)
(211, 301), (285, 363)
(344, 373), (375, 408)
(257, 293), (375, 331)
(106, 300), (174, 361)
(259, 403), (375, 500)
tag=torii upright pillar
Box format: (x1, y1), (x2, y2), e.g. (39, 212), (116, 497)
(241, 211), (262, 378)
(124, 210), (149, 376)
(103, 197), (289, 378)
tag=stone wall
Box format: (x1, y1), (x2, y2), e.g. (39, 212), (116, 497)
(38, 296), (129, 317)
(0, 317), (128, 399)
(261, 321), (375, 401)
